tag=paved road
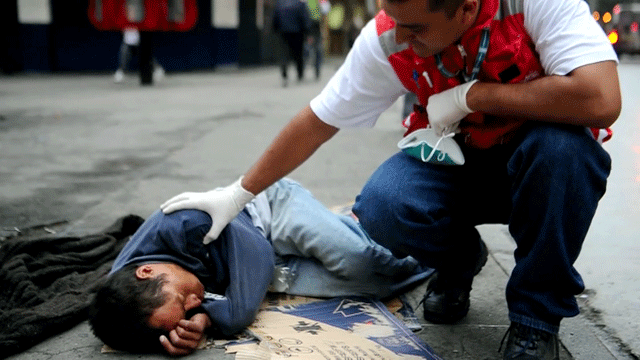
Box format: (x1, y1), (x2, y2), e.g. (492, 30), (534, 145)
(1, 58), (638, 359)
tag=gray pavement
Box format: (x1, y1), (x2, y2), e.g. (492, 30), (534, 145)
(1, 58), (638, 360)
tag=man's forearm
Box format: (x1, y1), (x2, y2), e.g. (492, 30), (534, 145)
(466, 61), (621, 128)
(241, 105), (339, 195)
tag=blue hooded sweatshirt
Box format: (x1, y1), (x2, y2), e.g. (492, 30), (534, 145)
(110, 209), (274, 336)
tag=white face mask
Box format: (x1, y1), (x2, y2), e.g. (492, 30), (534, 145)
(397, 128), (465, 166)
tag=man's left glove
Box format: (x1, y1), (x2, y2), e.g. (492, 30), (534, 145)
(426, 80), (478, 136)
(160, 177), (255, 244)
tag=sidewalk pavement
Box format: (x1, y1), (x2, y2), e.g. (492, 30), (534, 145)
(1, 58), (634, 360)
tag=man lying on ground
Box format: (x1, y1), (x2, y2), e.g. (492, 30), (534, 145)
(88, 178), (431, 355)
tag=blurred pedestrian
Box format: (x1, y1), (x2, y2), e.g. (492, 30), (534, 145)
(305, 0), (330, 80)
(272, 0), (311, 87)
(114, 27), (164, 84)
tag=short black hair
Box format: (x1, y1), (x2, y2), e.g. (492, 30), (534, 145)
(88, 264), (169, 353)
(386, 0), (467, 18)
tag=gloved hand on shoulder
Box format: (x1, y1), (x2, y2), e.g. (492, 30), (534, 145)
(160, 177), (255, 244)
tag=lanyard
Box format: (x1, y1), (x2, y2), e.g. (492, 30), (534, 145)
(434, 27), (490, 82)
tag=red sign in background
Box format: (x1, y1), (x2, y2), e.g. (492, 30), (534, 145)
(88, 0), (198, 31)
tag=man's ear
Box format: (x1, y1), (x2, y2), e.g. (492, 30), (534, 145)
(135, 265), (155, 280)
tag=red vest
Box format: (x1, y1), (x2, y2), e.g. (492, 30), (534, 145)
(376, 0), (612, 149)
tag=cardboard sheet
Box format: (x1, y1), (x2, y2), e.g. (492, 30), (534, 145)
(242, 297), (442, 360)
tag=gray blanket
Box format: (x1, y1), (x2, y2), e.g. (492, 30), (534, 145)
(0, 215), (144, 358)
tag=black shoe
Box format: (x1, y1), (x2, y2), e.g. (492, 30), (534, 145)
(422, 239), (488, 324)
(500, 322), (559, 360)
(422, 274), (471, 323)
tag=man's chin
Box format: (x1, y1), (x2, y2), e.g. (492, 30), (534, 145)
(411, 46), (436, 58)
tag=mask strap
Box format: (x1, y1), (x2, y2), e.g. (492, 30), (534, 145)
(421, 132), (455, 163)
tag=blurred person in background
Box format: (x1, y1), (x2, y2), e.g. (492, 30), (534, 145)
(114, 27), (164, 84)
(273, 0), (312, 87)
(305, 0), (331, 80)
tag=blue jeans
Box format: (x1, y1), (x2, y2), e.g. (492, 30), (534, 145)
(352, 123), (611, 333)
(265, 179), (433, 299)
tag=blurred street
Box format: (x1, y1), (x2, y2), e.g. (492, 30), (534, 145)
(1, 56), (639, 360)
(574, 54), (640, 358)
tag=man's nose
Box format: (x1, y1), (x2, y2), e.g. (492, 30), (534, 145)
(395, 26), (414, 44)
(184, 294), (202, 311)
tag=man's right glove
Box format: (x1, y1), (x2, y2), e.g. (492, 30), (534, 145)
(426, 80), (477, 136)
(160, 177), (256, 244)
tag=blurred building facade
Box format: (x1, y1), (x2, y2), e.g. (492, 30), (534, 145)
(0, 0), (376, 74)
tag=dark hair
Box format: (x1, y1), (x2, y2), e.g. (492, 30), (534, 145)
(386, 0), (467, 18)
(88, 264), (169, 353)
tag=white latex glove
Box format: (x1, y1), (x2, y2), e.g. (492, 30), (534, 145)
(160, 177), (255, 244)
(426, 80), (478, 136)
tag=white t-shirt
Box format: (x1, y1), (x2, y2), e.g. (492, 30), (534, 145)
(310, 0), (618, 129)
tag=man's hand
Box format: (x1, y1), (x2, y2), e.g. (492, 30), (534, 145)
(160, 313), (212, 356)
(426, 80), (478, 136)
(160, 177), (255, 244)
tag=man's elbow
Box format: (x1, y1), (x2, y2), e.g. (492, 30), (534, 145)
(571, 61), (621, 127)
(591, 91), (621, 128)
(220, 313), (257, 336)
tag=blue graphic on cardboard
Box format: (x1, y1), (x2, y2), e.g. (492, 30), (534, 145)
(265, 297), (443, 360)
